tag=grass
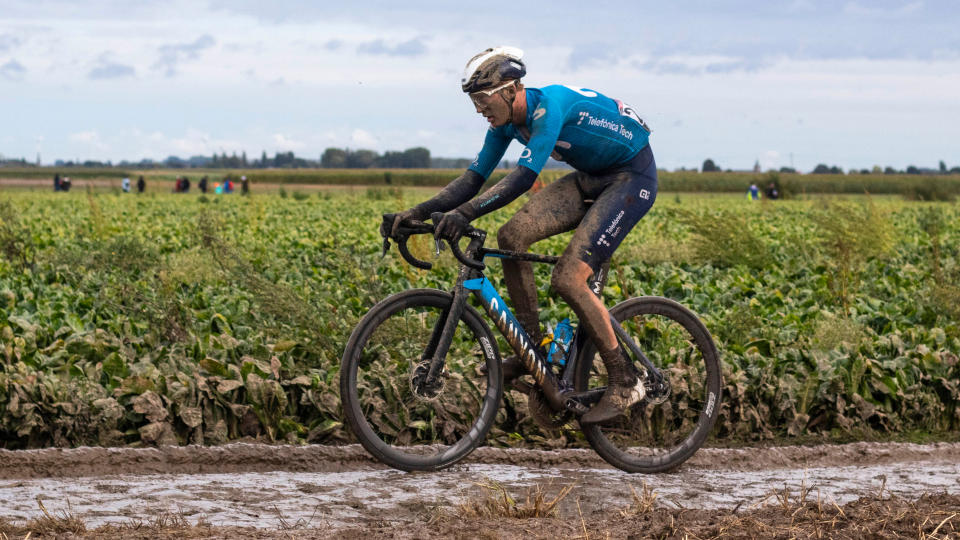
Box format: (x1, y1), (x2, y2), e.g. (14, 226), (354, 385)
(452, 480), (575, 519)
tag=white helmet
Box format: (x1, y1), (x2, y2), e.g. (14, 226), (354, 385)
(461, 46), (526, 93)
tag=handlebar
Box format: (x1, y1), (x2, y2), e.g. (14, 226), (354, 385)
(381, 213), (486, 271)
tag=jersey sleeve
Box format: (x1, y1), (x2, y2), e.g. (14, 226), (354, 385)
(517, 97), (564, 174)
(468, 127), (512, 179)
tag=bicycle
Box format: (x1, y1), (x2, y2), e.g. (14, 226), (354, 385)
(339, 213), (722, 473)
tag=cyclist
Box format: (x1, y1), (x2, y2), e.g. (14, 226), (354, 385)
(383, 46), (657, 424)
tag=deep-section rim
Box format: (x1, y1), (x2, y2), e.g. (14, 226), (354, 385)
(339, 288), (503, 471)
(575, 295), (722, 473)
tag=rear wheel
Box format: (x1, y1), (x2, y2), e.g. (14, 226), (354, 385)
(575, 296), (722, 473)
(340, 289), (502, 471)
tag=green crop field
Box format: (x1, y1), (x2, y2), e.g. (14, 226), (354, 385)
(3, 166), (960, 200)
(0, 188), (958, 449)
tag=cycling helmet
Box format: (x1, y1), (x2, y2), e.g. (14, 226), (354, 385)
(461, 46), (526, 93)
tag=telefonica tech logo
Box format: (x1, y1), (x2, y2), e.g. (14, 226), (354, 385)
(576, 111), (633, 140)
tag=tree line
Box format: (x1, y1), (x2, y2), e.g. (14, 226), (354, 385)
(701, 158), (960, 175)
(35, 147), (439, 170)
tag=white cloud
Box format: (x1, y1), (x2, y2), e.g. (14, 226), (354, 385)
(272, 133), (306, 151)
(68, 130), (108, 150)
(843, 1), (924, 18)
(761, 150), (781, 171)
(0, 59), (27, 80)
(350, 128), (378, 148)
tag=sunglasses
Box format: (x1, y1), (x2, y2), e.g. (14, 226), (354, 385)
(468, 80), (516, 107)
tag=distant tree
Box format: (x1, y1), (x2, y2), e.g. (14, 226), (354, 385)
(402, 147), (430, 168)
(347, 149), (378, 168)
(872, 165), (882, 174)
(860, 169), (870, 175)
(702, 158), (719, 172)
(812, 164), (831, 174)
(164, 156), (186, 168)
(321, 148), (347, 168)
(884, 167), (898, 175)
(242, 151), (248, 167)
(778, 166), (797, 174)
(378, 151), (404, 168)
(829, 165), (842, 174)
(951, 166), (960, 174)
(907, 165), (920, 175)
(261, 150), (269, 168)
(940, 160), (947, 174)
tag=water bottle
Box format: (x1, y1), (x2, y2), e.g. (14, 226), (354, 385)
(547, 318), (574, 365)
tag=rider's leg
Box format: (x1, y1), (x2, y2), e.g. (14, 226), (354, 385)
(552, 147), (658, 424)
(497, 174), (586, 345)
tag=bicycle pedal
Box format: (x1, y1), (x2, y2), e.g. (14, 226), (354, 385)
(564, 398), (590, 416)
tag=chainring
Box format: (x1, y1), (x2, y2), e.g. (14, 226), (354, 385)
(527, 386), (572, 432)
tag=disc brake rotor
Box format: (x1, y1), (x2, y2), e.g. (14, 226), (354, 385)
(410, 361), (445, 401)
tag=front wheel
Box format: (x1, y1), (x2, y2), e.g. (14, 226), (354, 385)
(575, 296), (722, 473)
(340, 289), (502, 471)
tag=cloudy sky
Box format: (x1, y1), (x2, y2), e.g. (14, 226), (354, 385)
(2, 0), (958, 171)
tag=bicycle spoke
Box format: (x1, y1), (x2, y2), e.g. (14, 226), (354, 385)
(341, 290), (502, 471)
(576, 297), (722, 473)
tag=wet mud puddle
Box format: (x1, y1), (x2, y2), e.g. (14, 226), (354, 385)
(2, 460), (958, 528)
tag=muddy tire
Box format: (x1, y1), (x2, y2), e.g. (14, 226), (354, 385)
(575, 296), (722, 473)
(340, 289), (503, 471)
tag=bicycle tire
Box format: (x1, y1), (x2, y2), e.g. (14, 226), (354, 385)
(575, 296), (722, 473)
(340, 289), (503, 471)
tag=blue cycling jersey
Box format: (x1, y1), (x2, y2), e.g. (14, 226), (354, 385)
(468, 85), (651, 177)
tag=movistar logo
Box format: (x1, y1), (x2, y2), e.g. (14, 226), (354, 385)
(533, 107), (546, 121)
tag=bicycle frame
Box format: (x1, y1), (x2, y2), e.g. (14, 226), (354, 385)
(420, 235), (624, 415)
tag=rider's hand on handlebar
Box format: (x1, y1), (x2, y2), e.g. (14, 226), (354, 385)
(381, 209), (420, 239)
(433, 210), (470, 243)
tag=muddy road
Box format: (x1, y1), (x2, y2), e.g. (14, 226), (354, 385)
(1, 442), (959, 536)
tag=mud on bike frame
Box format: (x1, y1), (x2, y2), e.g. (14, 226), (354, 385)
(382, 213), (667, 417)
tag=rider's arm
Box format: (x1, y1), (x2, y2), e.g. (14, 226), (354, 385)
(455, 98), (563, 220)
(454, 166), (538, 220)
(409, 128), (512, 217)
(409, 169), (486, 217)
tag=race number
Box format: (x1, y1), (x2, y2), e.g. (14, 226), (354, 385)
(615, 99), (651, 132)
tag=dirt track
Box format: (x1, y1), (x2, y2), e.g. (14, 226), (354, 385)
(1, 442), (959, 538)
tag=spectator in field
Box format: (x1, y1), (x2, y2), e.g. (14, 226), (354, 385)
(122, 177), (131, 193)
(137, 175), (145, 193)
(764, 182), (779, 200)
(60, 177), (72, 192)
(214, 182), (223, 194)
(199, 175), (208, 194)
(224, 177), (234, 193)
(747, 183), (760, 201)
(241, 175), (249, 195)
(182, 176), (191, 193)
(173, 177), (181, 193)
(53, 173), (61, 191)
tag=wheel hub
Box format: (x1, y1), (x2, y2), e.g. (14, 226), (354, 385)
(410, 361), (445, 401)
(644, 375), (671, 405)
